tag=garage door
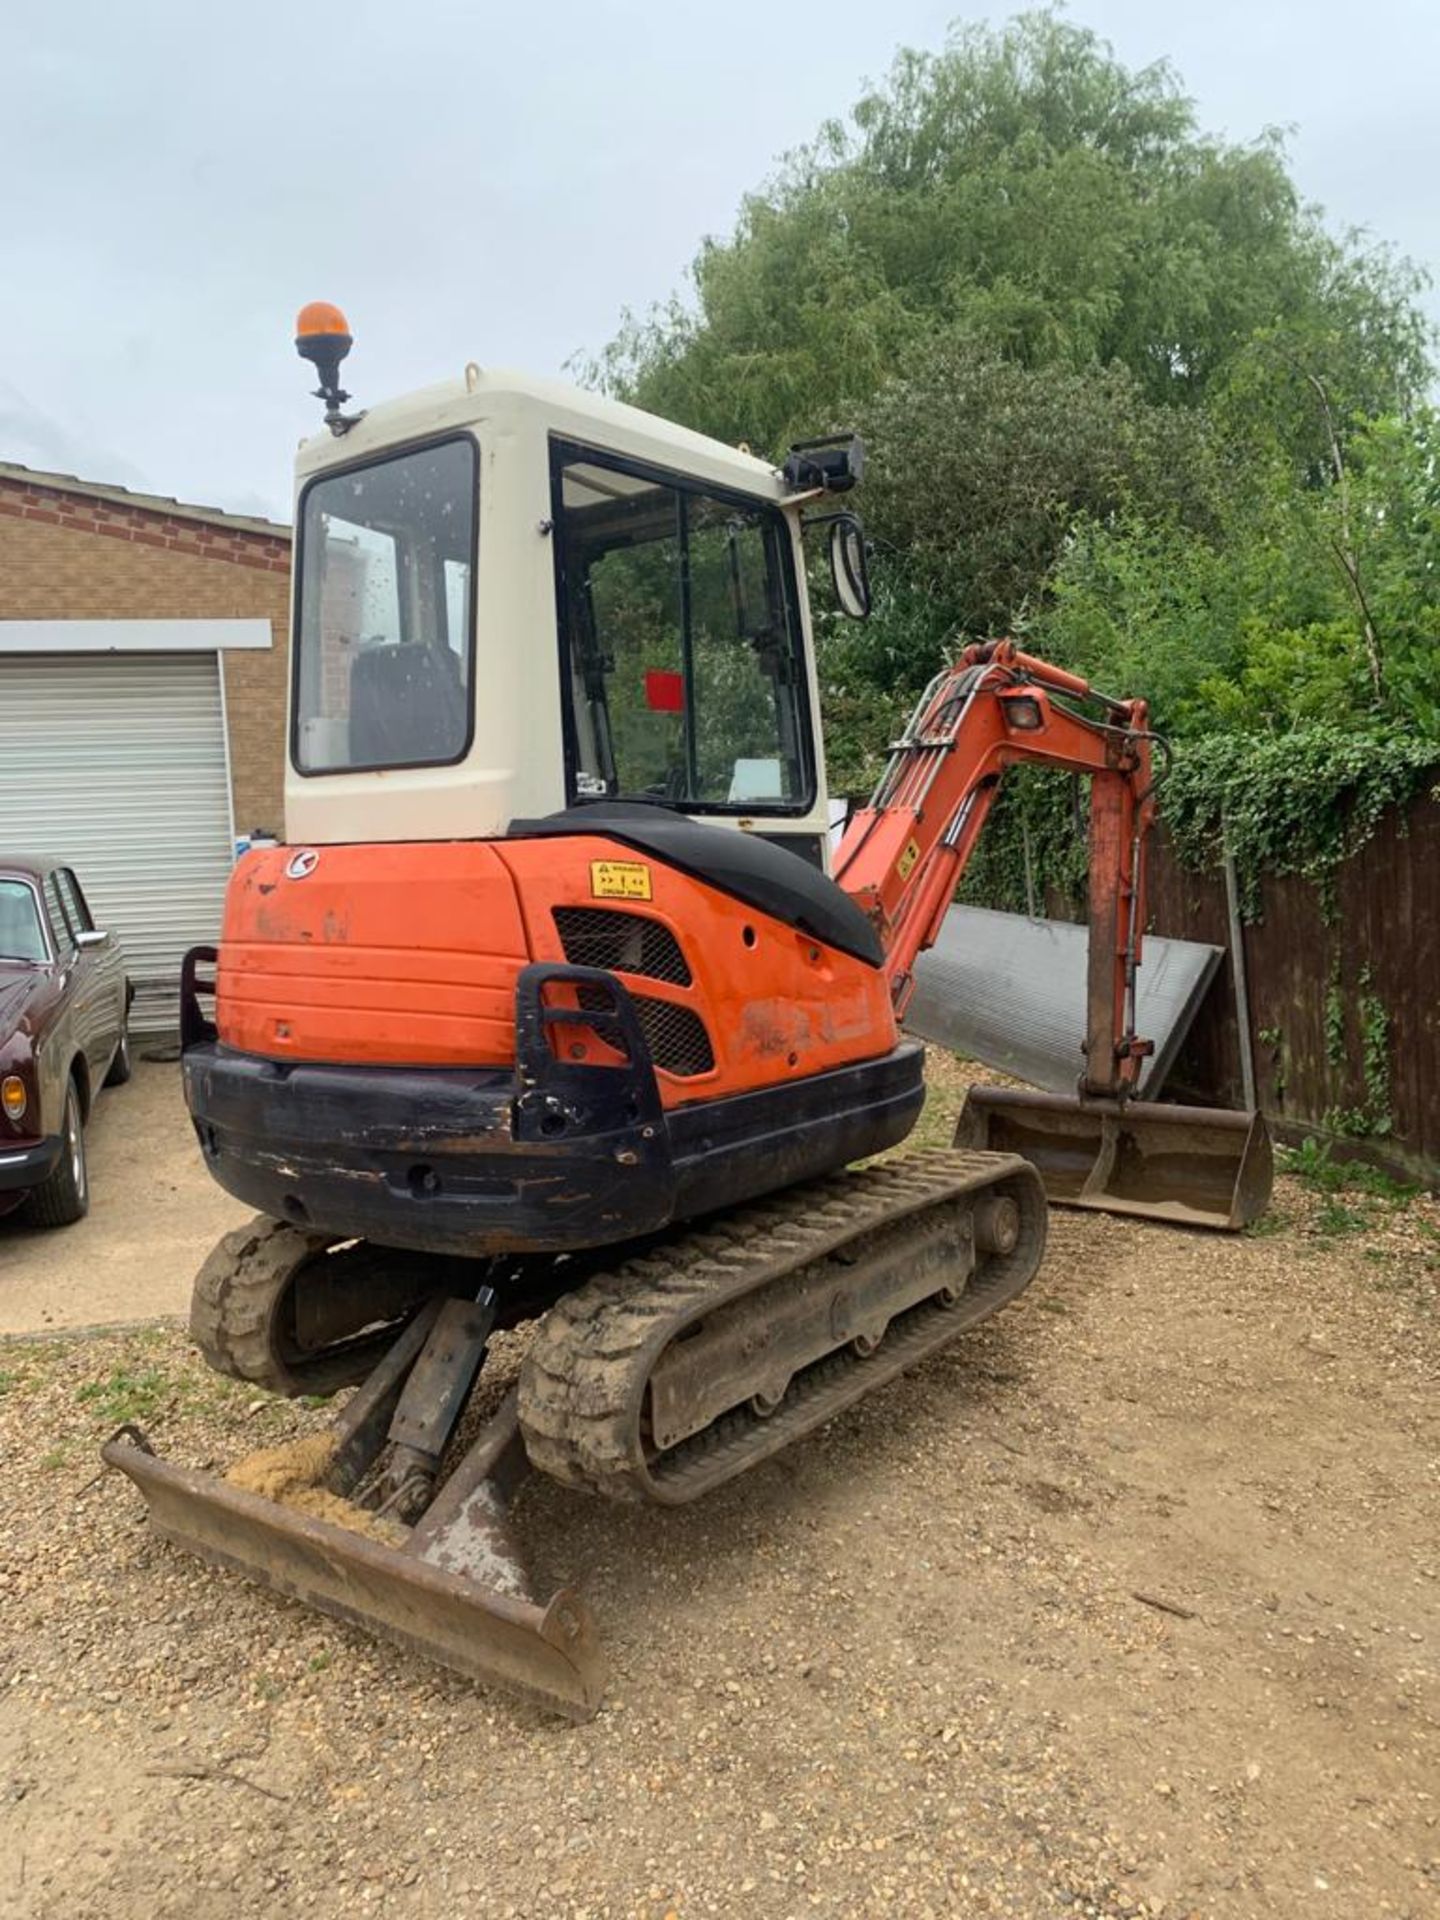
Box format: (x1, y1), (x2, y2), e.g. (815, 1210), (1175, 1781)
(0, 652), (234, 1029)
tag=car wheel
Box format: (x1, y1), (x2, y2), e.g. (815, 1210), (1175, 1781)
(103, 1023), (133, 1088)
(25, 1078), (90, 1228)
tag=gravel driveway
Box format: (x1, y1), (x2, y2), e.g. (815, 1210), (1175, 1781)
(0, 1062), (1435, 1919)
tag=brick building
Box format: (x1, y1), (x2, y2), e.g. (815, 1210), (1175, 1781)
(0, 461), (292, 1024)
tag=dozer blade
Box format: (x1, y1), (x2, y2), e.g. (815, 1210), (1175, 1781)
(101, 1438), (602, 1719)
(954, 1086), (1272, 1232)
(102, 1320), (608, 1723)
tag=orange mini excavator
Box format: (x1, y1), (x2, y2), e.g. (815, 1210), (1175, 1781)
(105, 308), (1270, 1717)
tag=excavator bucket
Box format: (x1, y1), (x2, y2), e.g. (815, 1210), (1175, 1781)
(954, 1086), (1272, 1232)
(102, 1300), (606, 1721)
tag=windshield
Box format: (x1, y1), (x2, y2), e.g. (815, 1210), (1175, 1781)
(553, 444), (812, 812)
(293, 436), (477, 774)
(0, 881), (47, 963)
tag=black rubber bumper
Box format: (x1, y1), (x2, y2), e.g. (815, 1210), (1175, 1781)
(0, 1134), (63, 1195)
(181, 959), (924, 1258)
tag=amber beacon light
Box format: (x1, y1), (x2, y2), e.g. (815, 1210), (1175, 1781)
(295, 301), (357, 435)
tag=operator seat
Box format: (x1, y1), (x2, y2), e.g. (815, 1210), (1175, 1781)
(348, 642), (465, 767)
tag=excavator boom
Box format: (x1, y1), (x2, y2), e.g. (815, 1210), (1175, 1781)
(834, 640), (1270, 1230)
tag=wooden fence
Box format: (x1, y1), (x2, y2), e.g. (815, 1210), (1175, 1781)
(1143, 793), (1440, 1185)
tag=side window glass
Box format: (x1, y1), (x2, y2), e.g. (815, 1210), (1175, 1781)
(555, 450), (810, 810)
(686, 501), (796, 803)
(586, 515), (684, 798)
(58, 870), (94, 934)
(44, 875), (75, 954)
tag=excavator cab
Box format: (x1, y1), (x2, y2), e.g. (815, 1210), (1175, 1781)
(281, 347), (843, 873)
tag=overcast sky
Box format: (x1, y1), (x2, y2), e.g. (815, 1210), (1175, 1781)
(5, 0), (1436, 522)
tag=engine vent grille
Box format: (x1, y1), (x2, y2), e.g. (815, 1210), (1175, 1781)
(553, 907), (692, 986)
(576, 982), (716, 1078)
(632, 995), (716, 1078)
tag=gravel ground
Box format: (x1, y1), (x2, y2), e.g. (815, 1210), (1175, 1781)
(1, 1056), (1436, 1919)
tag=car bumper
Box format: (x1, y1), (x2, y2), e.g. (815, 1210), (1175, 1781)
(0, 1134), (63, 1195)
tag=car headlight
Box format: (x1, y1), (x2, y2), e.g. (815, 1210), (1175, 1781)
(1, 1075), (27, 1123)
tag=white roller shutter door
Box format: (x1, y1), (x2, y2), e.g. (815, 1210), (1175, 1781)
(0, 651), (234, 1029)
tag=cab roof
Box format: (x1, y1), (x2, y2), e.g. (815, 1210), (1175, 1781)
(295, 365), (790, 503)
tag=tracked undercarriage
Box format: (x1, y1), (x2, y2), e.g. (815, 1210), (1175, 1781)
(106, 1148), (1045, 1717)
(520, 1151), (1045, 1502)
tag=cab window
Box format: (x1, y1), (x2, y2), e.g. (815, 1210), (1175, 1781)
(294, 437), (477, 774)
(552, 444), (813, 812)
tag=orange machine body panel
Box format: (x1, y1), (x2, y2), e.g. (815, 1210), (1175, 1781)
(216, 841), (529, 1070)
(495, 836), (898, 1103)
(215, 836), (899, 1108)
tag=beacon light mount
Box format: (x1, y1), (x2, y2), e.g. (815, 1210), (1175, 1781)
(295, 301), (363, 436)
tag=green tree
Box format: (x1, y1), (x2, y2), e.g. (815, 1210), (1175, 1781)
(855, 333), (1214, 635)
(1035, 409), (1440, 739)
(585, 10), (1439, 915)
(594, 12), (1426, 460)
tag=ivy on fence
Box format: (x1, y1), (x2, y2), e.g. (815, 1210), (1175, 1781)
(1161, 725), (1440, 918)
(957, 723), (1440, 923)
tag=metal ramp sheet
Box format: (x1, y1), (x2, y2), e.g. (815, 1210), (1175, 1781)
(906, 905), (1222, 1099)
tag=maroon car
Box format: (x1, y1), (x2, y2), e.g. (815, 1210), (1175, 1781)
(0, 857), (131, 1227)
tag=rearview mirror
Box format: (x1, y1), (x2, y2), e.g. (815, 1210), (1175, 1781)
(76, 929), (110, 949)
(828, 516), (871, 620)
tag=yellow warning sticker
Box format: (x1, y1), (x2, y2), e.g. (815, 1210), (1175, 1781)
(590, 859), (653, 901)
(896, 838), (922, 882)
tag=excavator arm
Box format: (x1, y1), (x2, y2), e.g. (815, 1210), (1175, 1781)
(835, 638), (1271, 1232)
(834, 640), (1157, 1099)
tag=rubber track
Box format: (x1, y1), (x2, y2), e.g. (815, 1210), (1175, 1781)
(189, 1215), (412, 1399)
(517, 1148), (1047, 1505)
